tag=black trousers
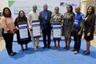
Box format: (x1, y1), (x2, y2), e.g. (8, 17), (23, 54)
(42, 28), (51, 47)
(73, 30), (82, 52)
(2, 33), (14, 54)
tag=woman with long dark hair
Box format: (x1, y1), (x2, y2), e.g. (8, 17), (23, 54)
(15, 10), (31, 51)
(83, 6), (95, 55)
(63, 5), (75, 50)
(0, 7), (17, 56)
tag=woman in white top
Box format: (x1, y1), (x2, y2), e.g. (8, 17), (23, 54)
(28, 5), (40, 49)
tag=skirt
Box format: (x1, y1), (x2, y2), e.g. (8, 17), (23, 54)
(84, 33), (94, 41)
(16, 30), (31, 45)
(53, 38), (61, 41)
(63, 26), (72, 38)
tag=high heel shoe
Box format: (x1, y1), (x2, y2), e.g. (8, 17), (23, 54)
(9, 52), (17, 56)
(83, 50), (90, 55)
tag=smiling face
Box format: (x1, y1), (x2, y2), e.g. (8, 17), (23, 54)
(55, 7), (59, 14)
(87, 6), (95, 15)
(43, 4), (48, 11)
(75, 7), (80, 13)
(87, 7), (93, 14)
(66, 5), (73, 13)
(19, 11), (24, 17)
(3, 7), (11, 17)
(4, 9), (10, 15)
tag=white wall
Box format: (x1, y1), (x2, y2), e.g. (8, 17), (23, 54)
(0, 0), (8, 11)
(9, 0), (80, 19)
(0, 0), (80, 19)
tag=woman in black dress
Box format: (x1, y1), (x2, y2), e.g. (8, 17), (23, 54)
(15, 10), (31, 51)
(84, 6), (95, 55)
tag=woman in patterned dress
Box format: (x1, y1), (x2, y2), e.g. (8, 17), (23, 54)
(51, 7), (63, 48)
(63, 5), (75, 50)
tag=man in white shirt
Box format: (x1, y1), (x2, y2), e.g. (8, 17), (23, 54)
(28, 5), (40, 50)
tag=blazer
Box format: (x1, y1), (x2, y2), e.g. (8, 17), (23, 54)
(39, 10), (52, 30)
(84, 14), (96, 34)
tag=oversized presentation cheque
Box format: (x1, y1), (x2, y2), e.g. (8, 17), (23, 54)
(52, 22), (61, 38)
(32, 20), (41, 37)
(19, 24), (29, 39)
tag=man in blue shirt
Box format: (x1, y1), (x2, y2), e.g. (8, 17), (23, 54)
(72, 7), (84, 54)
(39, 4), (52, 48)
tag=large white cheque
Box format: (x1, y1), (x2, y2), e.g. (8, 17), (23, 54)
(32, 20), (41, 37)
(52, 23), (61, 38)
(19, 24), (29, 39)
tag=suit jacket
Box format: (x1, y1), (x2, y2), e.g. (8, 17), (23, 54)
(84, 14), (96, 34)
(39, 10), (52, 30)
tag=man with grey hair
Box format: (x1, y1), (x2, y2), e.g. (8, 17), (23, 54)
(39, 4), (52, 48)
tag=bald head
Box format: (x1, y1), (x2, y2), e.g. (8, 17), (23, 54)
(75, 7), (80, 13)
(33, 5), (37, 12)
(43, 4), (48, 11)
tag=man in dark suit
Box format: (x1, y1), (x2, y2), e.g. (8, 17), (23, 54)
(39, 4), (52, 48)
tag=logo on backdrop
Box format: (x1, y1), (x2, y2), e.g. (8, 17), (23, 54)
(8, 0), (80, 19)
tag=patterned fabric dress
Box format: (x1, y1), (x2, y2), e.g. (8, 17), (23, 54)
(51, 13), (62, 40)
(63, 12), (75, 38)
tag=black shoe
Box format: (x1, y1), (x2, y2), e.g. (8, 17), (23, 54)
(64, 47), (67, 49)
(43, 46), (47, 48)
(83, 50), (90, 55)
(64, 47), (69, 50)
(36, 46), (40, 48)
(72, 48), (77, 52)
(22, 48), (25, 51)
(25, 44), (28, 50)
(25, 48), (28, 50)
(73, 51), (79, 54)
(9, 52), (17, 56)
(48, 46), (51, 48)
(21, 45), (25, 51)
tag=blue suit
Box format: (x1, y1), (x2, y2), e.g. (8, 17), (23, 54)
(39, 10), (52, 48)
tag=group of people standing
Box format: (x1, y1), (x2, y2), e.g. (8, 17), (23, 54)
(0, 4), (95, 56)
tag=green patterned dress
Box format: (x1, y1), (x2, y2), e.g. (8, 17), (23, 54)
(62, 12), (75, 38)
